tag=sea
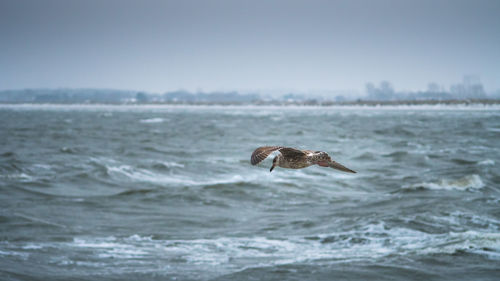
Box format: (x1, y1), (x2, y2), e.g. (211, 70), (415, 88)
(1, 104), (499, 280)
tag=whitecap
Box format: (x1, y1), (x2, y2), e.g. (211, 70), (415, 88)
(57, 260), (107, 267)
(0, 173), (34, 182)
(32, 164), (52, 170)
(162, 224), (500, 266)
(22, 244), (44, 250)
(72, 236), (150, 259)
(478, 159), (495, 166)
(157, 161), (185, 168)
(60, 146), (74, 153)
(73, 237), (118, 248)
(0, 249), (29, 259)
(3, 227), (500, 276)
(105, 162), (275, 187)
(448, 211), (500, 231)
(106, 164), (199, 185)
(126, 234), (153, 242)
(140, 118), (165, 123)
(403, 174), (485, 191)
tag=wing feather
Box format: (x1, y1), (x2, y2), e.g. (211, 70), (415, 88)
(278, 147), (307, 158)
(250, 146), (283, 165)
(250, 146), (306, 165)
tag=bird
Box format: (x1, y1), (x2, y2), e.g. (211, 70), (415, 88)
(251, 146), (356, 173)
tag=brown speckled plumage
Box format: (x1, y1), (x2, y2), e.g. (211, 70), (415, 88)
(251, 146), (356, 173)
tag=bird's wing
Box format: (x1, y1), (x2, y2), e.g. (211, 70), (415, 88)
(251, 146), (283, 165)
(328, 160), (356, 173)
(250, 146), (307, 165)
(302, 150), (316, 156)
(278, 147), (307, 158)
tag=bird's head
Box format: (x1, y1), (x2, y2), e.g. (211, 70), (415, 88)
(270, 156), (278, 172)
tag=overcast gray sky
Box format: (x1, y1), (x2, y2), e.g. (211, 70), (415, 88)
(1, 0), (499, 94)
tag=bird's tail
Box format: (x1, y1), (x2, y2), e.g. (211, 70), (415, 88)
(329, 161), (356, 173)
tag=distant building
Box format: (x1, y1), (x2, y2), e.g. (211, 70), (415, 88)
(365, 81), (395, 100)
(450, 76), (486, 99)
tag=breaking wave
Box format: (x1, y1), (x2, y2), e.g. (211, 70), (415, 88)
(139, 117), (166, 123)
(478, 159), (495, 166)
(403, 175), (485, 191)
(2, 223), (499, 277)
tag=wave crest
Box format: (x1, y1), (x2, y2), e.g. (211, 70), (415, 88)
(140, 118), (165, 123)
(403, 174), (485, 191)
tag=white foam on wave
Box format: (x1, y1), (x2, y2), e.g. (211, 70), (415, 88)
(107, 164), (193, 184)
(106, 163), (261, 187)
(22, 244), (44, 250)
(446, 211), (500, 231)
(101, 158), (357, 192)
(139, 118), (165, 123)
(3, 224), (499, 277)
(72, 236), (149, 259)
(12, 224), (500, 264)
(166, 226), (500, 265)
(155, 161), (185, 168)
(32, 164), (52, 170)
(93, 156), (300, 188)
(403, 174), (485, 191)
(478, 159), (495, 166)
(0, 173), (34, 182)
(0, 249), (29, 259)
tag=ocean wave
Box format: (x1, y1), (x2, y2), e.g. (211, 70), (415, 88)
(139, 117), (165, 123)
(151, 161), (185, 169)
(163, 227), (500, 264)
(0, 172), (34, 182)
(88, 156), (298, 188)
(446, 211), (500, 231)
(4, 224), (499, 275)
(478, 159), (495, 166)
(402, 174), (485, 191)
(0, 151), (15, 157)
(106, 164), (185, 183)
(60, 146), (77, 154)
(105, 162), (264, 188)
(353, 152), (377, 161)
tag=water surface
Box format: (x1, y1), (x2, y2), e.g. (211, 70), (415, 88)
(1, 105), (499, 280)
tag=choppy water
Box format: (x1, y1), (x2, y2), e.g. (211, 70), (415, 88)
(1, 104), (499, 280)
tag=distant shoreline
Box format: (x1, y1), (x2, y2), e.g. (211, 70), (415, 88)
(1, 99), (500, 106)
(1, 101), (500, 112)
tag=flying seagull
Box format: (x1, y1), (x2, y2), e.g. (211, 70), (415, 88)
(251, 146), (356, 173)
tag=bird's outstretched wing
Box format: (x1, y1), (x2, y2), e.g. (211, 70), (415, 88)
(250, 146), (306, 165)
(251, 146), (283, 165)
(279, 147), (307, 158)
(328, 160), (356, 173)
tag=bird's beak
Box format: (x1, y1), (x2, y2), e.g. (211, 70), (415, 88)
(270, 165), (275, 172)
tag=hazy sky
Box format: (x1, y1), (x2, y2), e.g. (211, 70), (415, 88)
(1, 0), (499, 94)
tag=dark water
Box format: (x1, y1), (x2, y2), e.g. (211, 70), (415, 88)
(1, 104), (499, 281)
